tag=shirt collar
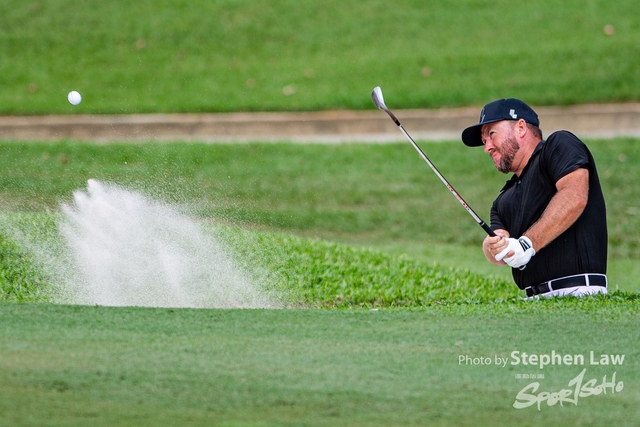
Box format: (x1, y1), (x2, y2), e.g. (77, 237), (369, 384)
(499, 140), (545, 192)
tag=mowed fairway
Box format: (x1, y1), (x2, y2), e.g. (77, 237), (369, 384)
(1, 303), (639, 426)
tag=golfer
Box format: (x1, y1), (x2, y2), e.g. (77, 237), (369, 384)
(461, 99), (608, 298)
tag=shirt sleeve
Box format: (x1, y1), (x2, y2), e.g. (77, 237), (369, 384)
(490, 197), (506, 231)
(543, 131), (591, 183)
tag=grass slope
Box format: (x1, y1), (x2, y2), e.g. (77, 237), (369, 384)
(1, 139), (638, 293)
(1, 303), (639, 426)
(0, 211), (518, 306)
(1, 0), (640, 113)
(0, 232), (49, 302)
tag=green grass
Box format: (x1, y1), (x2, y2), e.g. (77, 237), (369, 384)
(0, 232), (50, 302)
(1, 0), (640, 114)
(3, 2), (639, 422)
(1, 303), (639, 426)
(1, 139), (639, 425)
(0, 211), (519, 306)
(1, 138), (638, 295)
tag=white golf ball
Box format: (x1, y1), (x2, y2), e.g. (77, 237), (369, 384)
(67, 91), (82, 105)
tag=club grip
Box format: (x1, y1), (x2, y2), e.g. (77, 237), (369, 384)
(480, 222), (496, 237)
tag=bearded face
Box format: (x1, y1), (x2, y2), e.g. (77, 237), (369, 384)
(496, 135), (520, 173)
(482, 121), (521, 174)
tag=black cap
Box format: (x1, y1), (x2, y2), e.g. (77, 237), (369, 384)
(461, 98), (539, 147)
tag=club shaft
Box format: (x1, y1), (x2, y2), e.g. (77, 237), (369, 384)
(386, 110), (495, 237)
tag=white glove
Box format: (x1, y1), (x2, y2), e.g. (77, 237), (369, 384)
(495, 236), (535, 269)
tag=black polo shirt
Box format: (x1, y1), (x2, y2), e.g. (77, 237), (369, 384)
(490, 131), (607, 289)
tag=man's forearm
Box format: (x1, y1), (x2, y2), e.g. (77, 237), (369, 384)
(524, 168), (589, 251)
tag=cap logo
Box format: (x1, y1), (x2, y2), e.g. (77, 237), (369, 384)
(480, 108), (486, 123)
(509, 109), (518, 119)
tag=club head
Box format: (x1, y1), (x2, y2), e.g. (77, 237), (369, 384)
(371, 86), (388, 111)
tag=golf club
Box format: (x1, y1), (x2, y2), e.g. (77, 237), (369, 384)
(371, 86), (496, 237)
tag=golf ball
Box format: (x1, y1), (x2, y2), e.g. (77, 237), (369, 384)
(67, 90), (82, 105)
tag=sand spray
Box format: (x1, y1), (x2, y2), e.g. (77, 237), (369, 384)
(5, 179), (278, 308)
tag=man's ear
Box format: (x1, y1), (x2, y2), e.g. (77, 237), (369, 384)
(516, 118), (528, 138)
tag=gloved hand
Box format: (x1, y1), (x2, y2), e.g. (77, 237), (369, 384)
(495, 236), (535, 269)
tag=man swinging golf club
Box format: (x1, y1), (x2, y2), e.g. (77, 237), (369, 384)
(461, 99), (608, 298)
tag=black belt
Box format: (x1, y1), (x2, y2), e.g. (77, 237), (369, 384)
(525, 274), (607, 297)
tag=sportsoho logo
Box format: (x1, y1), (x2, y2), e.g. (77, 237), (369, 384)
(458, 350), (626, 410)
(513, 368), (623, 410)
